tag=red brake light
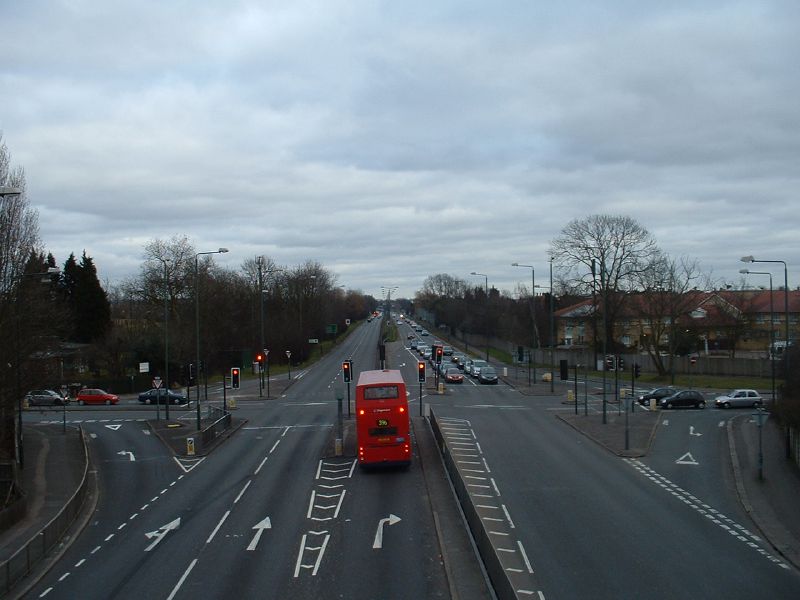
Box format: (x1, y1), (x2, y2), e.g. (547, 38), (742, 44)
(398, 406), (405, 413)
(359, 409), (365, 415)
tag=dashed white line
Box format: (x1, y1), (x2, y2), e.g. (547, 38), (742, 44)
(166, 559), (198, 600)
(234, 480), (252, 504)
(206, 510), (231, 544)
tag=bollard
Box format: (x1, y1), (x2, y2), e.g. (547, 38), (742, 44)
(438, 382), (445, 394)
(650, 399), (656, 410)
(228, 397), (237, 410)
(335, 438), (343, 457)
(187, 437), (196, 456)
(503, 367), (508, 377)
(567, 389), (575, 403)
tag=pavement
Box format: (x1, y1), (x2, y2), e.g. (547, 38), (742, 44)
(2, 365), (800, 597)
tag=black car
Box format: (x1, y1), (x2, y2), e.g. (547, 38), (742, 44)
(138, 389), (187, 405)
(638, 387), (676, 406)
(478, 366), (499, 384)
(659, 390), (706, 409)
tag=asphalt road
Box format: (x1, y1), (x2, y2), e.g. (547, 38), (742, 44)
(24, 320), (455, 599)
(400, 349), (800, 596)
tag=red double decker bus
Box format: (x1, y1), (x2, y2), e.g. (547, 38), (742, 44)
(355, 369), (411, 466)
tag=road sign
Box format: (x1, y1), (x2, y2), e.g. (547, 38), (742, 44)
(285, 350), (291, 358)
(345, 319), (351, 325)
(152, 376), (162, 389)
(308, 338), (319, 344)
(139, 362), (150, 373)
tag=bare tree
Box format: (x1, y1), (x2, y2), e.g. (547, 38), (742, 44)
(550, 214), (659, 353)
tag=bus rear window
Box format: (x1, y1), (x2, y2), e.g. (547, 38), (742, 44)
(364, 385), (399, 400)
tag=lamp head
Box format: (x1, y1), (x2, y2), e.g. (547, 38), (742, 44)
(740, 255), (754, 263)
(739, 269), (749, 274)
(218, 248), (229, 253)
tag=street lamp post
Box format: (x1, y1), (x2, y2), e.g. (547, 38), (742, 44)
(15, 266), (61, 467)
(549, 258), (555, 394)
(741, 269), (776, 404)
(156, 258), (171, 420)
(512, 262), (537, 385)
(258, 260), (283, 398)
(195, 248), (229, 430)
(470, 272), (490, 362)
(741, 256), (790, 384)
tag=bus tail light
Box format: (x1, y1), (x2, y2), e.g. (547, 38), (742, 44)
(398, 406), (405, 413)
(359, 409), (365, 415)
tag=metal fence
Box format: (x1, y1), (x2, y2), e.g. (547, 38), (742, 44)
(1, 428), (89, 596)
(200, 408), (232, 448)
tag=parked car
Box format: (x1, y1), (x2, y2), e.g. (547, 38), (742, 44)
(478, 366), (499, 384)
(445, 368), (464, 383)
(76, 388), (119, 405)
(138, 389), (187, 405)
(638, 387), (677, 406)
(714, 389), (763, 409)
(660, 390), (706, 409)
(25, 389), (69, 406)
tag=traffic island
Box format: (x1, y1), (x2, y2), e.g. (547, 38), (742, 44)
(557, 409), (661, 457)
(148, 416), (248, 457)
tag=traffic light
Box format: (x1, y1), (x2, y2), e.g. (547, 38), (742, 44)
(618, 356), (625, 371)
(256, 353), (263, 364)
(418, 361), (426, 382)
(605, 355), (615, 371)
(343, 360), (353, 382)
(634, 363), (641, 378)
(517, 346), (524, 362)
(434, 344), (443, 364)
(188, 363), (195, 386)
(231, 367), (241, 389)
(559, 359), (569, 381)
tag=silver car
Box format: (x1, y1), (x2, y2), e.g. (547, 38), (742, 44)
(714, 389), (763, 409)
(25, 389), (69, 406)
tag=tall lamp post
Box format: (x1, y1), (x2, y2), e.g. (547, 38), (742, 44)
(195, 247), (229, 430)
(740, 269), (775, 404)
(16, 264), (61, 467)
(257, 259), (283, 398)
(512, 262), (537, 384)
(741, 256), (790, 385)
(549, 258), (555, 393)
(470, 272), (490, 362)
(156, 258), (171, 420)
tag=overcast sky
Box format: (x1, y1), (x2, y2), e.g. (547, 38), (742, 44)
(2, 1), (798, 299)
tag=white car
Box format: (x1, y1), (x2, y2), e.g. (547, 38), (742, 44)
(714, 389), (763, 409)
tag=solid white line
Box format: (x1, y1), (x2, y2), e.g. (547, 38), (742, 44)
(282, 426), (290, 437)
(315, 460), (323, 479)
(348, 460), (357, 477)
(206, 510), (231, 544)
(293, 534), (308, 578)
(166, 559), (198, 600)
(518, 540), (534, 573)
(491, 478), (502, 496)
(333, 490), (346, 518)
(234, 480), (251, 504)
(502, 504), (516, 529)
(307, 491), (317, 518)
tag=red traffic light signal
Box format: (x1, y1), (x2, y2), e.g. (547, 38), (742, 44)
(418, 361), (426, 382)
(342, 360), (353, 382)
(231, 367), (241, 389)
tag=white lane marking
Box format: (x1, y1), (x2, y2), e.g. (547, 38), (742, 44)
(518, 540), (534, 574)
(502, 504), (516, 528)
(206, 511), (231, 544)
(255, 455), (269, 475)
(166, 559), (198, 600)
(234, 480), (252, 504)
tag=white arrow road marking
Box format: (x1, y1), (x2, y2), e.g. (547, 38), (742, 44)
(689, 426), (702, 437)
(676, 452), (699, 465)
(117, 451), (135, 461)
(662, 420), (669, 426)
(246, 517), (272, 551)
(372, 514), (401, 549)
(105, 424), (122, 431)
(144, 518), (180, 551)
